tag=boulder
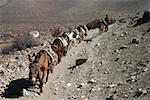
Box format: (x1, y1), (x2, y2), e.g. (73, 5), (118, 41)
(134, 10), (150, 26)
(29, 31), (39, 38)
(142, 10), (150, 23)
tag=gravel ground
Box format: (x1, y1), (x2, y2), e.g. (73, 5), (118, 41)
(0, 0), (150, 100)
(0, 12), (150, 100)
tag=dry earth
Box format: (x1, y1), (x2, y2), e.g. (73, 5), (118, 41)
(0, 12), (150, 100)
(0, 0), (150, 100)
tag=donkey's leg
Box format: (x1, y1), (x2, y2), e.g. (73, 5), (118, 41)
(63, 46), (68, 56)
(46, 69), (50, 82)
(40, 70), (45, 93)
(50, 66), (53, 73)
(39, 81), (43, 93)
(83, 33), (85, 40)
(57, 51), (62, 63)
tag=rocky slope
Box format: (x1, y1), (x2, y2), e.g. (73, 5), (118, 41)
(0, 11), (150, 100)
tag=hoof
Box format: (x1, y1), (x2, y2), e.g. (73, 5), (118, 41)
(40, 91), (43, 94)
(44, 82), (47, 84)
(40, 89), (43, 93)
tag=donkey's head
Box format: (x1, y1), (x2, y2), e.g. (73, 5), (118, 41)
(99, 22), (104, 32)
(28, 54), (39, 84)
(29, 63), (39, 84)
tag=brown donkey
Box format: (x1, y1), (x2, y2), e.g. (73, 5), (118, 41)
(28, 50), (57, 93)
(51, 37), (68, 63)
(99, 21), (105, 32)
(76, 25), (87, 42)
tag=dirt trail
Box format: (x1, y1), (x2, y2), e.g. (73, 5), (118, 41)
(27, 24), (117, 100)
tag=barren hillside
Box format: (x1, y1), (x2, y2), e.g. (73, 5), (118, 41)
(0, 0), (150, 100)
(0, 11), (150, 100)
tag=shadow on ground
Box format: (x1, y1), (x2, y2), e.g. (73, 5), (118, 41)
(68, 58), (87, 71)
(1, 78), (30, 98)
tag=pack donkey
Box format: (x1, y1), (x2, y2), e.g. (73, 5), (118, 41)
(28, 50), (58, 93)
(51, 37), (68, 63)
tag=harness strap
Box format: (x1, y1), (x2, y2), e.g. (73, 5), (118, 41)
(83, 25), (88, 32)
(57, 37), (68, 47)
(80, 27), (86, 34)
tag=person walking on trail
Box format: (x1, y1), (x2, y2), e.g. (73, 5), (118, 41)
(104, 14), (110, 32)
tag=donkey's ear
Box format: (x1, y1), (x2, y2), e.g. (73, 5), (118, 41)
(28, 54), (33, 63)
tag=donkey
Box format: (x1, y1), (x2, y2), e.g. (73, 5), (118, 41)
(86, 19), (106, 32)
(99, 20), (105, 32)
(61, 31), (79, 49)
(76, 25), (87, 42)
(28, 50), (57, 93)
(51, 37), (68, 63)
(68, 31), (79, 47)
(78, 24), (88, 36)
(86, 19), (101, 30)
